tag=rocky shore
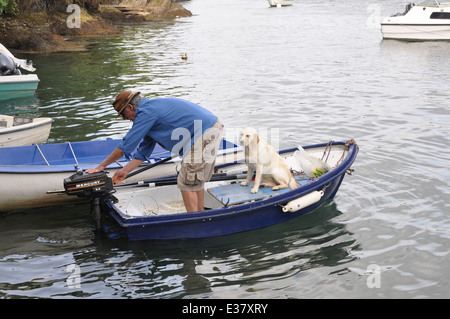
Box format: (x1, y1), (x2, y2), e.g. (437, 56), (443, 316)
(0, 0), (192, 52)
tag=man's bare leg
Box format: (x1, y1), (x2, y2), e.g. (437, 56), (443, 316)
(181, 189), (205, 212)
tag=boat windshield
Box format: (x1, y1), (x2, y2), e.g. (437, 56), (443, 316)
(418, 0), (449, 6)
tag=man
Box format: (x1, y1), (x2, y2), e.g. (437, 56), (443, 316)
(86, 91), (223, 212)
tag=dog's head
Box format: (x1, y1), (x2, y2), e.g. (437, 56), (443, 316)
(239, 127), (259, 147)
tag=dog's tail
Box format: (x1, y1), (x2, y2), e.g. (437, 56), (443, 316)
(289, 175), (298, 189)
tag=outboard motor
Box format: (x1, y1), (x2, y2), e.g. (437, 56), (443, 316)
(47, 170), (116, 230)
(63, 170), (114, 198)
(64, 170), (116, 230)
(0, 53), (21, 76)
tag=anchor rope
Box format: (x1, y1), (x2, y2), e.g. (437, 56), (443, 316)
(335, 139), (359, 171)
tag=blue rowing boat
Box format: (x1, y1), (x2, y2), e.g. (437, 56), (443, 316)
(0, 138), (242, 211)
(102, 140), (358, 240)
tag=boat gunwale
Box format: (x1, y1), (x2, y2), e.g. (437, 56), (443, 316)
(0, 139), (242, 173)
(381, 23), (450, 26)
(0, 118), (53, 135)
(0, 74), (40, 85)
(106, 141), (358, 228)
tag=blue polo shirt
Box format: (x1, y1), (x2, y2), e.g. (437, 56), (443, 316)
(117, 97), (218, 161)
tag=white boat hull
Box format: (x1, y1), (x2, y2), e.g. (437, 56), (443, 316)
(0, 116), (53, 147)
(381, 23), (450, 40)
(0, 150), (244, 211)
(268, 0), (294, 7)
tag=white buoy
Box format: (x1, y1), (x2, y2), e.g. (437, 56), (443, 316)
(282, 190), (324, 213)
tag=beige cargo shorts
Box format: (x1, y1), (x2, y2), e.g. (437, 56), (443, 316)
(177, 120), (224, 192)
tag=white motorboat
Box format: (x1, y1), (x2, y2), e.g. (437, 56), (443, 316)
(0, 115), (53, 147)
(268, 0), (294, 7)
(0, 43), (39, 100)
(381, 1), (450, 40)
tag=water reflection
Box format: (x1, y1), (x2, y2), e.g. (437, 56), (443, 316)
(63, 201), (356, 298)
(0, 205), (94, 259)
(0, 199), (357, 298)
(0, 95), (38, 115)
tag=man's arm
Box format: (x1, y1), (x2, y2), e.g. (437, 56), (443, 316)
(86, 148), (124, 173)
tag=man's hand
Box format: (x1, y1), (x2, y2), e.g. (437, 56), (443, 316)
(111, 159), (143, 184)
(86, 164), (106, 174)
(112, 168), (129, 185)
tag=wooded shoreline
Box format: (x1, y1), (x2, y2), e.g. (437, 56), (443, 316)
(0, 0), (192, 52)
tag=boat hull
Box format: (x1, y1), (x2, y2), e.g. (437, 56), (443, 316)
(0, 139), (243, 211)
(0, 117), (53, 147)
(104, 141), (359, 240)
(0, 74), (39, 100)
(381, 23), (450, 40)
(268, 0), (294, 7)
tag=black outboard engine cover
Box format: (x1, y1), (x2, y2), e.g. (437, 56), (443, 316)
(63, 170), (114, 198)
(0, 53), (21, 76)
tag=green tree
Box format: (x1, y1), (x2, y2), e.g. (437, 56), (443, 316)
(0, 0), (17, 15)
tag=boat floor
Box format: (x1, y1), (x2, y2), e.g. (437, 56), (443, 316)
(116, 174), (313, 218)
(208, 174), (310, 206)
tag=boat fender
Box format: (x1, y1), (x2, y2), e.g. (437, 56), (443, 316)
(282, 190), (324, 213)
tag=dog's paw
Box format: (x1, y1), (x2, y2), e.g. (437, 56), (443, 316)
(241, 181), (248, 186)
(251, 187), (259, 194)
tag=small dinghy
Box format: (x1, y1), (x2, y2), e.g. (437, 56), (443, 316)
(0, 115), (53, 147)
(268, 0), (294, 7)
(60, 140), (358, 240)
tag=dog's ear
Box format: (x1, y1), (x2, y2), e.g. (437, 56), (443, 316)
(250, 132), (259, 149)
(247, 132), (258, 164)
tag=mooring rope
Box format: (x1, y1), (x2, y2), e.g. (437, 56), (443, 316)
(321, 140), (334, 162)
(336, 139), (359, 168)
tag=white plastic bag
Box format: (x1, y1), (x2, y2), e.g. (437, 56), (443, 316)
(294, 146), (331, 178)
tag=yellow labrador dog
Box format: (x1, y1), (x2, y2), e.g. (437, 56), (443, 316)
(239, 127), (297, 194)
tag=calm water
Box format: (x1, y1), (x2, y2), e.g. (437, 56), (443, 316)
(0, 0), (449, 299)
